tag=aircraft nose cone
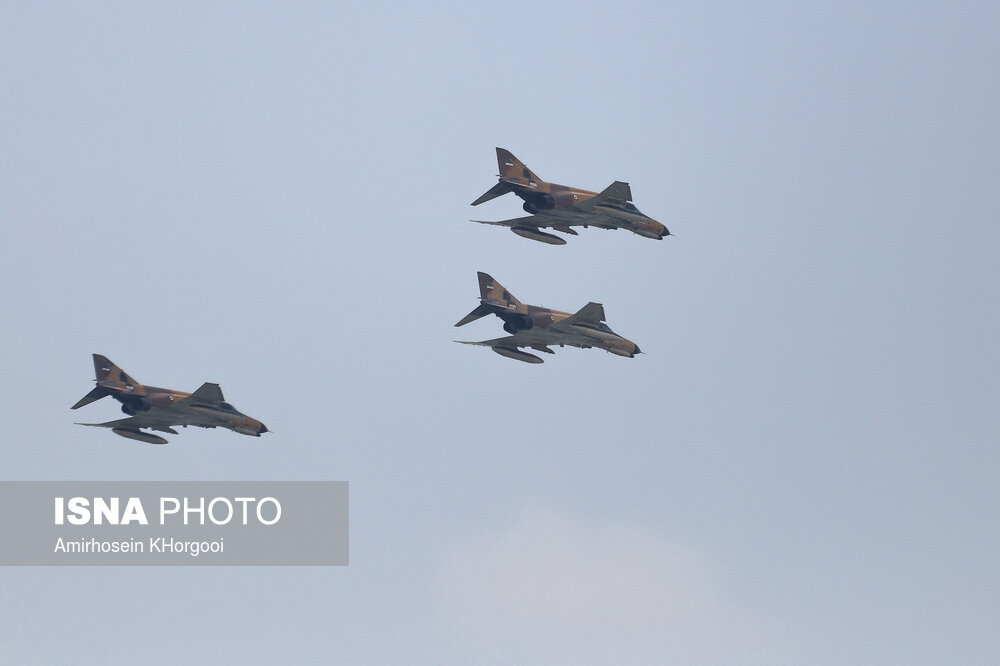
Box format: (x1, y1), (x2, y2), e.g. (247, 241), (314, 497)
(259, 424), (269, 434)
(633, 344), (642, 356)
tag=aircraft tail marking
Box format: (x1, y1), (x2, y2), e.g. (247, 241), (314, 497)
(496, 148), (543, 184)
(477, 271), (522, 309)
(92, 354), (141, 389)
(72, 353), (141, 409)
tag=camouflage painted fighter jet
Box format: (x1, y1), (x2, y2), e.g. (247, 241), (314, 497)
(454, 272), (641, 363)
(470, 147), (669, 244)
(71, 354), (268, 445)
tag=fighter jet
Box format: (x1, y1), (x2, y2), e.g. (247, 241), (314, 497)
(454, 272), (641, 363)
(470, 147), (669, 244)
(71, 354), (268, 444)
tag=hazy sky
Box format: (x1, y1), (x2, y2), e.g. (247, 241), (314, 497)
(2, 2), (999, 664)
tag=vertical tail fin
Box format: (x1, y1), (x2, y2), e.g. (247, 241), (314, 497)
(496, 148), (543, 185)
(73, 354), (143, 409)
(477, 271), (522, 309)
(92, 354), (140, 389)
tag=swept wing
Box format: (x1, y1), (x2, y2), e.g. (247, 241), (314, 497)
(551, 302), (607, 331)
(471, 206), (629, 235)
(175, 382), (225, 405)
(572, 181), (633, 212)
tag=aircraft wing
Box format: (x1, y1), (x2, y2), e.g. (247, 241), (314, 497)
(472, 182), (637, 235)
(553, 302), (607, 331)
(76, 416), (151, 429)
(75, 418), (177, 444)
(574, 180), (633, 212)
(77, 414), (201, 433)
(470, 214), (563, 229)
(455, 336), (522, 349)
(455, 333), (556, 349)
(456, 326), (596, 358)
(457, 326), (579, 350)
(456, 336), (559, 363)
(175, 382), (225, 406)
(472, 206), (627, 230)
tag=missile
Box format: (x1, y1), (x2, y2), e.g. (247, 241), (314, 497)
(112, 427), (168, 445)
(491, 346), (544, 364)
(510, 227), (567, 245)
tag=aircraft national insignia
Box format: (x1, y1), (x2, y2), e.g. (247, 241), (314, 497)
(71, 354), (268, 444)
(454, 272), (642, 364)
(470, 147), (670, 244)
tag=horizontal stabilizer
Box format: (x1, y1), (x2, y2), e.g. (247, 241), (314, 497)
(471, 181), (511, 206)
(455, 303), (492, 327)
(71, 386), (109, 410)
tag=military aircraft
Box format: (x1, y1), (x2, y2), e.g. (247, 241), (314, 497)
(470, 147), (669, 244)
(71, 354), (268, 444)
(454, 272), (642, 363)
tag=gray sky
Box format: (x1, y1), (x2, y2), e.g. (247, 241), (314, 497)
(2, 2), (999, 664)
